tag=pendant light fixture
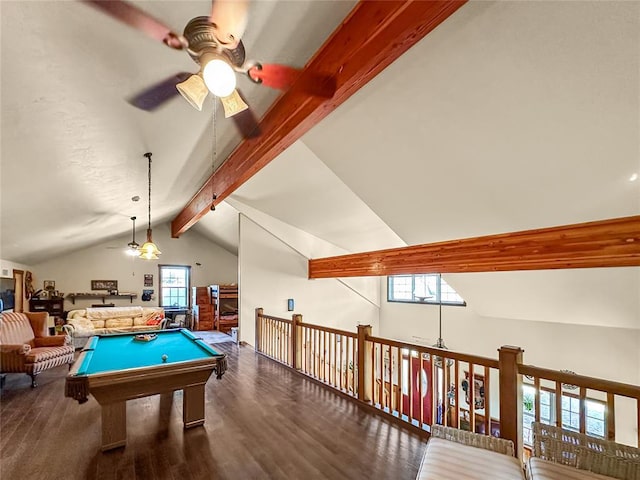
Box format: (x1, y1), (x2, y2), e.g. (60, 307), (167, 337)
(139, 152), (161, 260)
(126, 216), (140, 256)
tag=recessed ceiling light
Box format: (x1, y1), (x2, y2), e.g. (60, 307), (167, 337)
(131, 195), (140, 202)
(630, 173), (638, 182)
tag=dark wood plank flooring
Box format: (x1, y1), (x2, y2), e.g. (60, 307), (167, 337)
(1, 342), (425, 479)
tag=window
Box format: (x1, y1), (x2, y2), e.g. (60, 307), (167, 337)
(387, 274), (465, 306)
(158, 265), (191, 309)
(522, 385), (605, 446)
(522, 385), (553, 445)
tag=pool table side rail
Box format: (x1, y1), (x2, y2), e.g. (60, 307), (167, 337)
(66, 351), (226, 404)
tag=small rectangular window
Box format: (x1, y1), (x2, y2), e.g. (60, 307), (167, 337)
(387, 273), (465, 306)
(158, 265), (191, 309)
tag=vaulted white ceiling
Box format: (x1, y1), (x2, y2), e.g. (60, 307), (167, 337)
(2, 1), (638, 329)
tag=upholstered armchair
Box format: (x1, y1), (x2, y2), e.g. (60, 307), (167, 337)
(0, 311), (75, 387)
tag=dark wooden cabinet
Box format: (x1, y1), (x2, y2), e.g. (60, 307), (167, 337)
(29, 297), (64, 317)
(210, 284), (238, 333)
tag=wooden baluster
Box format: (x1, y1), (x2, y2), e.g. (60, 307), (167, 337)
(265, 318), (269, 357)
(255, 308), (263, 353)
(314, 329), (319, 378)
(606, 392), (615, 441)
(443, 359), (450, 427)
(388, 346), (394, 412)
(325, 331), (329, 383)
(351, 337), (355, 394)
(534, 377), (541, 422)
(339, 335), (343, 391)
(378, 343), (384, 410)
(408, 351), (414, 422)
(453, 360), (459, 428)
(357, 325), (372, 402)
(396, 347), (402, 416)
(469, 364), (475, 433)
(308, 328), (312, 375)
(555, 381), (562, 428)
(389, 346), (395, 413)
(333, 333), (338, 387)
(579, 387), (587, 434)
(636, 397), (639, 446)
(301, 327), (306, 372)
(431, 352), (437, 427)
(484, 366), (490, 436)
(419, 352), (424, 427)
(372, 343), (377, 405)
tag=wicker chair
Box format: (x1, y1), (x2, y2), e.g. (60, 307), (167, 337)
(0, 311), (75, 387)
(529, 422), (640, 480)
(416, 425), (525, 479)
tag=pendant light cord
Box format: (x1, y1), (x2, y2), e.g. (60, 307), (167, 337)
(144, 152), (153, 231)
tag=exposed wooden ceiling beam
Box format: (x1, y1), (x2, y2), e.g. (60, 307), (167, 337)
(308, 216), (640, 278)
(171, 0), (467, 237)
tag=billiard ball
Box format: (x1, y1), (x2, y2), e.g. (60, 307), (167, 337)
(161, 354), (168, 362)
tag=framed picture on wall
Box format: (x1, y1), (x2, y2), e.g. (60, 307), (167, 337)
(144, 274), (153, 287)
(91, 280), (118, 291)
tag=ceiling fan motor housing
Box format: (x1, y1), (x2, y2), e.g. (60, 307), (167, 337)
(183, 17), (245, 68)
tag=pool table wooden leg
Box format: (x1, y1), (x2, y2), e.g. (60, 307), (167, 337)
(183, 384), (205, 428)
(101, 401), (127, 451)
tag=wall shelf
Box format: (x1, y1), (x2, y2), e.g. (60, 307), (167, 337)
(67, 293), (137, 305)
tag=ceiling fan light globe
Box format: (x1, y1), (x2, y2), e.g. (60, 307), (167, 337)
(203, 58), (236, 97)
(176, 74), (209, 111)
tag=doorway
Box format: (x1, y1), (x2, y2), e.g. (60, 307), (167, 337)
(12, 269), (24, 313)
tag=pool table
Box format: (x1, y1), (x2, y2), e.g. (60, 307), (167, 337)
(65, 328), (226, 451)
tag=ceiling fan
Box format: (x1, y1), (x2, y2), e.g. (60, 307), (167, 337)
(84, 0), (337, 139)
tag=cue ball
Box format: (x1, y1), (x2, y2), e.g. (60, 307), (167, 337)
(161, 354), (168, 362)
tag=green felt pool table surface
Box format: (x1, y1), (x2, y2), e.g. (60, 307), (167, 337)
(76, 329), (221, 375)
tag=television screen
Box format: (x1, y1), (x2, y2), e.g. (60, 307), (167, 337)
(0, 277), (16, 312)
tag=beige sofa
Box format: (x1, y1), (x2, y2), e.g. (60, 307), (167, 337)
(63, 306), (165, 348)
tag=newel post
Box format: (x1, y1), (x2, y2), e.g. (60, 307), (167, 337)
(499, 345), (524, 459)
(291, 314), (303, 369)
(357, 324), (373, 402)
(255, 308), (263, 353)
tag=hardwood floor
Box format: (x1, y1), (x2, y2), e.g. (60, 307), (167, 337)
(0, 342), (425, 479)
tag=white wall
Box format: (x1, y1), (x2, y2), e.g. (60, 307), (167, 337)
(380, 286), (640, 446)
(0, 259), (31, 278)
(32, 222), (238, 311)
(238, 213), (380, 346)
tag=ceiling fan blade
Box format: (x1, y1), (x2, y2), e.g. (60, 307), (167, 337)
(210, 0), (249, 49)
(83, 0), (185, 49)
(128, 72), (192, 111)
(227, 90), (260, 139)
(248, 64), (336, 99)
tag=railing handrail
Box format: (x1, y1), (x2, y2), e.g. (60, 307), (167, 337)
(519, 364), (640, 399)
(258, 313), (292, 324)
(299, 322), (358, 338)
(367, 334), (500, 369)
(255, 308), (640, 449)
